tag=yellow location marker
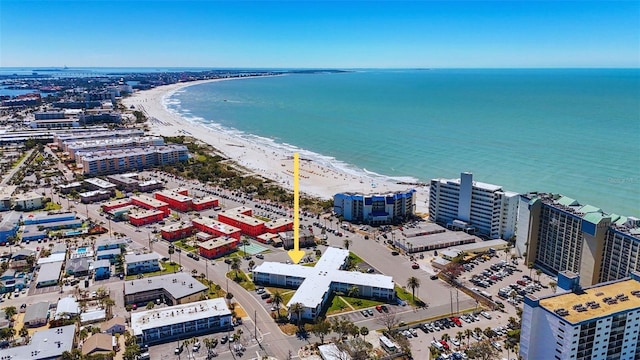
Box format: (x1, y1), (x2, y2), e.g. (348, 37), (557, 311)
(287, 152), (305, 264)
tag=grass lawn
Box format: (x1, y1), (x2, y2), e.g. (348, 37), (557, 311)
(326, 295), (351, 315)
(125, 261), (181, 280)
(395, 285), (423, 306)
(266, 287), (296, 305)
(174, 240), (197, 252)
(341, 296), (384, 310)
(349, 252), (364, 265)
(43, 202), (62, 211)
(226, 270), (256, 291)
(197, 278), (227, 298)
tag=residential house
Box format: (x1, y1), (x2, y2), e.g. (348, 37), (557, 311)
(101, 316), (126, 335)
(82, 333), (116, 358)
(94, 259), (111, 280)
(24, 302), (50, 327)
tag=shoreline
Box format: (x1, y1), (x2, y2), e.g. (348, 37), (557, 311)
(122, 77), (430, 213)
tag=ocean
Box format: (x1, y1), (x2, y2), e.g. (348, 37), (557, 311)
(167, 69), (640, 216)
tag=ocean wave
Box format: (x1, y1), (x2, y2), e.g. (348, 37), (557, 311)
(165, 91), (418, 189)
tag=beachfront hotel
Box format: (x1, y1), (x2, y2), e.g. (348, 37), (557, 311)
(131, 298), (232, 345)
(78, 144), (189, 176)
(520, 271), (640, 360)
(428, 172), (519, 240)
(252, 247), (395, 321)
(517, 192), (640, 287)
(333, 189), (417, 225)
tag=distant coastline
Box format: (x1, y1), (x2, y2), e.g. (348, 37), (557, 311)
(122, 76), (432, 214)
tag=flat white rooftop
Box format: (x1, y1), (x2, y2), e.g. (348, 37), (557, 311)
(131, 298), (230, 336)
(253, 247), (394, 309)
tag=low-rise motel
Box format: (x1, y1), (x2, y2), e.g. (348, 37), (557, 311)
(521, 271), (640, 360)
(130, 195), (170, 217)
(218, 206), (265, 237)
(128, 208), (165, 227)
(131, 298), (232, 345)
(253, 247), (395, 321)
(192, 217), (242, 240)
(154, 187), (219, 212)
(160, 222), (195, 241)
(124, 273), (207, 306)
(198, 236), (239, 259)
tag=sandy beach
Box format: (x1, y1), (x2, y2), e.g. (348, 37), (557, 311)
(122, 78), (430, 214)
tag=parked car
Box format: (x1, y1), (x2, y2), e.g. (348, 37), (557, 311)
(480, 311), (492, 319)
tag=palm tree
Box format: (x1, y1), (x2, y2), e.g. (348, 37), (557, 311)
(272, 291), (283, 316)
(79, 328), (89, 341)
(231, 257), (241, 280)
(103, 297), (116, 319)
(503, 247), (510, 261)
(465, 328), (473, 347)
(473, 327), (483, 341)
(442, 333), (450, 343)
(343, 238), (352, 250)
(3, 306), (17, 320)
(549, 281), (558, 293)
(248, 260), (255, 270)
(18, 326), (28, 342)
(168, 247), (175, 263)
(406, 276), (421, 302)
(536, 268), (542, 282)
(347, 285), (359, 298)
(456, 331), (463, 347)
(289, 302), (304, 329)
(528, 262), (534, 278)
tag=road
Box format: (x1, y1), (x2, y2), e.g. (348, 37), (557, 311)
(15, 170), (529, 359)
(0, 148), (34, 186)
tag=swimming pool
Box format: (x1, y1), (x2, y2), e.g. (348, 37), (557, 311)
(76, 247), (87, 254)
(65, 230), (82, 236)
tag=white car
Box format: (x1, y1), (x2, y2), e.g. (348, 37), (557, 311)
(451, 338), (460, 346)
(480, 311), (492, 319)
(492, 341), (502, 350)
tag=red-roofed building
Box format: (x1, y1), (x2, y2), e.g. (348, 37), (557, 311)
(101, 199), (132, 213)
(218, 207), (264, 237)
(154, 188), (193, 212)
(192, 218), (241, 240)
(264, 218), (294, 234)
(198, 236), (239, 259)
(128, 209), (165, 227)
(192, 196), (219, 211)
(130, 195), (170, 217)
(160, 222), (194, 241)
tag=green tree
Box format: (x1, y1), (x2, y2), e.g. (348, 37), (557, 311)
(311, 318), (331, 344)
(549, 281), (558, 293)
(347, 285), (359, 298)
(272, 291), (283, 316)
(168, 247), (175, 263)
(146, 301), (155, 310)
(3, 306), (17, 320)
(289, 302), (304, 329)
(406, 276), (421, 302)
(231, 257), (241, 280)
(343, 238), (352, 250)
(18, 326), (29, 342)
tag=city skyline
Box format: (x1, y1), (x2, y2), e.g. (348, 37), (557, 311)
(1, 1), (639, 68)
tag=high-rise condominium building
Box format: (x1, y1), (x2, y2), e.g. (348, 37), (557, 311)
(517, 192), (640, 287)
(428, 172), (518, 240)
(520, 271), (640, 360)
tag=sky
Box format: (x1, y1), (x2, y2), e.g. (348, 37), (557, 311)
(0, 1), (638, 68)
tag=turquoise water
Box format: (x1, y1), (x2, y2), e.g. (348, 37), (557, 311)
(168, 69), (640, 216)
(65, 230), (82, 236)
(77, 247), (87, 253)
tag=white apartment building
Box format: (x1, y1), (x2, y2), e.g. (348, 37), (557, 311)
(521, 271), (640, 360)
(429, 172), (518, 240)
(253, 247), (395, 321)
(125, 253), (160, 275)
